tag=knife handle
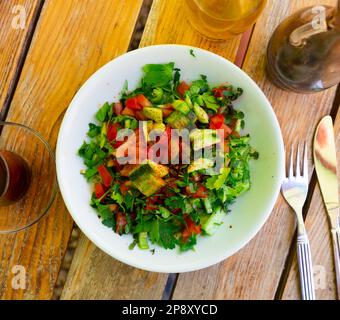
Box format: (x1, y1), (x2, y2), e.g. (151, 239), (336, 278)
(331, 228), (340, 300)
(297, 234), (316, 300)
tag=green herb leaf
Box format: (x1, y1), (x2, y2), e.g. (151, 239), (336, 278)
(206, 168), (230, 190)
(142, 63), (175, 88)
(149, 219), (179, 249)
(83, 167), (98, 181)
(97, 204), (113, 220)
(111, 185), (124, 208)
(96, 102), (110, 122)
(87, 123), (101, 138)
(180, 234), (197, 252)
(202, 93), (219, 112)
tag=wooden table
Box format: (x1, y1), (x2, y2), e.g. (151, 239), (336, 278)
(0, 0), (339, 300)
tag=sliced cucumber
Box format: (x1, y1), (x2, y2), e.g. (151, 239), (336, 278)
(193, 103), (209, 124)
(152, 122), (166, 132)
(189, 129), (221, 151)
(165, 111), (190, 129)
(159, 206), (171, 219)
(202, 208), (225, 235)
(188, 158), (214, 173)
(172, 100), (190, 115)
(201, 198), (213, 214)
(147, 160), (169, 177)
(128, 163), (153, 180)
(138, 232), (149, 250)
(143, 107), (163, 123)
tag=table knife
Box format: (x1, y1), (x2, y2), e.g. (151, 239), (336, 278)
(313, 115), (340, 299)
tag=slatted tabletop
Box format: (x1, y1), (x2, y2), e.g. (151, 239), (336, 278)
(0, 0), (338, 300)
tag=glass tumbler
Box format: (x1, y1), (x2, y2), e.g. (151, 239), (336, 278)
(184, 0), (267, 40)
(0, 122), (57, 233)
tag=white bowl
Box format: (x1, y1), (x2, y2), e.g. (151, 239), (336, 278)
(56, 45), (284, 273)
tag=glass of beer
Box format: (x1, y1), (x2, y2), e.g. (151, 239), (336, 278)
(184, 0), (267, 40)
(0, 122), (57, 233)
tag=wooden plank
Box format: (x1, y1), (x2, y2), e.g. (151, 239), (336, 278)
(0, 0), (42, 115)
(61, 232), (168, 300)
(0, 0), (143, 300)
(282, 106), (340, 300)
(172, 0), (338, 300)
(61, 0), (243, 300)
(139, 0), (242, 61)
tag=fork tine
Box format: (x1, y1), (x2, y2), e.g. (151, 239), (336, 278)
(289, 144), (294, 178)
(303, 142), (308, 180)
(296, 144), (301, 176)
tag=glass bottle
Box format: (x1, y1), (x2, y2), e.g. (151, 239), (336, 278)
(184, 0), (267, 40)
(267, 4), (340, 93)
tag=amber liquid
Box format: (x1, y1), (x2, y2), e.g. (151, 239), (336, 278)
(267, 6), (340, 92)
(0, 156), (7, 196)
(184, 0), (267, 39)
(0, 150), (31, 206)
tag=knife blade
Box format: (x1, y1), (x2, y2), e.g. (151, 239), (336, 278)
(313, 115), (340, 299)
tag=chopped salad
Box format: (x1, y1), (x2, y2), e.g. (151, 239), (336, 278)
(78, 62), (258, 252)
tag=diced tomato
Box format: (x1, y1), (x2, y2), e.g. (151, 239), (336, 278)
(120, 181), (130, 196)
(109, 204), (118, 212)
(223, 140), (229, 153)
(182, 215), (201, 241)
(136, 94), (152, 108)
(116, 129), (145, 164)
(113, 102), (123, 115)
(115, 212), (127, 235)
(162, 104), (174, 118)
(113, 132), (130, 149)
(113, 140), (125, 149)
(159, 127), (172, 162)
(171, 208), (181, 215)
(134, 110), (148, 121)
(97, 164), (113, 187)
(177, 81), (190, 97)
(221, 123), (233, 136)
(110, 159), (124, 171)
(213, 87), (224, 98)
(214, 123), (232, 141)
(125, 97), (141, 110)
(216, 123), (233, 141)
(145, 204), (156, 211)
(210, 114), (225, 129)
(107, 123), (119, 141)
(130, 212), (137, 220)
(232, 131), (241, 138)
(121, 107), (135, 117)
(186, 184), (208, 199)
(197, 185), (208, 198)
(165, 127), (172, 139)
(145, 199), (158, 211)
(148, 127), (171, 163)
(94, 183), (106, 199)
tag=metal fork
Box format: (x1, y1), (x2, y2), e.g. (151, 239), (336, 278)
(281, 143), (316, 300)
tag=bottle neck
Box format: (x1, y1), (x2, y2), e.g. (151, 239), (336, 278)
(289, 5), (340, 47)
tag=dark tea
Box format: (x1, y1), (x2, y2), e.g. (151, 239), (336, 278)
(0, 150), (31, 206)
(267, 5), (340, 92)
